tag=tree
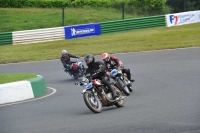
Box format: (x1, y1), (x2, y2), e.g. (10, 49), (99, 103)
(166, 0), (200, 13)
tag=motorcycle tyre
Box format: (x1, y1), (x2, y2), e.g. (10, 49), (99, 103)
(113, 86), (125, 107)
(83, 90), (102, 113)
(118, 79), (130, 96)
(73, 73), (79, 79)
(74, 76), (78, 79)
(124, 79), (133, 92)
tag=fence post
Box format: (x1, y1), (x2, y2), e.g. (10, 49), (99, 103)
(122, 2), (125, 20)
(184, 0), (187, 11)
(62, 7), (65, 26)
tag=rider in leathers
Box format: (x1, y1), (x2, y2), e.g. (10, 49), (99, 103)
(101, 53), (135, 83)
(60, 49), (79, 72)
(84, 54), (118, 100)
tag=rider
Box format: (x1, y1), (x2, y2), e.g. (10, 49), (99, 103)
(84, 54), (118, 100)
(101, 53), (135, 83)
(60, 49), (79, 73)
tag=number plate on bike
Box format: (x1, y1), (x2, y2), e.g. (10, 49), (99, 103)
(86, 83), (93, 89)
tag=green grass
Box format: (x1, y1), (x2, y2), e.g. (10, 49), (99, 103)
(0, 23), (200, 64)
(0, 7), (140, 32)
(0, 73), (37, 84)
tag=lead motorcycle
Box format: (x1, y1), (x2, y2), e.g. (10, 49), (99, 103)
(75, 76), (126, 113)
(65, 59), (85, 79)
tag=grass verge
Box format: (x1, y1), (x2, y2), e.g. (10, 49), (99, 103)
(0, 73), (37, 84)
(0, 23), (200, 64)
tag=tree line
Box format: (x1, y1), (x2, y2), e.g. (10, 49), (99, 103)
(166, 0), (200, 13)
(0, 0), (199, 14)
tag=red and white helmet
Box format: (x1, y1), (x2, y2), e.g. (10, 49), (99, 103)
(101, 53), (110, 62)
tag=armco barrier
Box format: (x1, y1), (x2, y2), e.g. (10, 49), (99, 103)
(12, 27), (65, 45)
(0, 75), (47, 104)
(0, 32), (12, 45)
(100, 15), (166, 34)
(0, 15), (166, 45)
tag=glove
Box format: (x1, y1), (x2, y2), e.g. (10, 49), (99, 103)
(114, 66), (120, 70)
(80, 82), (84, 86)
(106, 71), (110, 76)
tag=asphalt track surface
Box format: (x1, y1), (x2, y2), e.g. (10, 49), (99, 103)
(0, 47), (200, 133)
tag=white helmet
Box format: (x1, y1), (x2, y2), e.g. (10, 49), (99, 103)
(62, 50), (67, 55)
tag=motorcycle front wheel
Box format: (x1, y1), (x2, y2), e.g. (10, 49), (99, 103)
(83, 90), (102, 113)
(118, 78), (130, 96)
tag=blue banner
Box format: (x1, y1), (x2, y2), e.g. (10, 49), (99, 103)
(64, 23), (101, 39)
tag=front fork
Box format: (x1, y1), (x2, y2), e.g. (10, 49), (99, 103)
(82, 88), (98, 102)
(79, 65), (85, 75)
(91, 88), (98, 102)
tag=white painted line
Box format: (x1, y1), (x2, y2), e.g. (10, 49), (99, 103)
(0, 87), (57, 107)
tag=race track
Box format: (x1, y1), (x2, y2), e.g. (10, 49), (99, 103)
(0, 47), (200, 133)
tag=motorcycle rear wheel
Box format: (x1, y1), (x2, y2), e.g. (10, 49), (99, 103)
(83, 90), (102, 113)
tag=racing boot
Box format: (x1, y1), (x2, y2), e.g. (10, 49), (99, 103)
(64, 68), (69, 72)
(112, 90), (118, 100)
(129, 79), (135, 82)
(110, 85), (120, 100)
(127, 73), (135, 82)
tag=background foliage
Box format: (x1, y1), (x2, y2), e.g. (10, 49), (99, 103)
(166, 0), (200, 13)
(0, 0), (199, 32)
(0, 0), (167, 15)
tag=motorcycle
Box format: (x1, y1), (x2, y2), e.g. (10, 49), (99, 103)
(112, 59), (133, 94)
(122, 73), (133, 92)
(110, 68), (132, 96)
(75, 77), (126, 113)
(65, 59), (85, 79)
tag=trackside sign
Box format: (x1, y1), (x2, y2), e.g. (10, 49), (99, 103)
(166, 10), (200, 27)
(64, 23), (101, 39)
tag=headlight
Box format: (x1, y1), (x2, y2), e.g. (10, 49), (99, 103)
(82, 77), (88, 82)
(118, 70), (122, 74)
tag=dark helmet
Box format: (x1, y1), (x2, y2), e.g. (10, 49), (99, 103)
(84, 54), (95, 66)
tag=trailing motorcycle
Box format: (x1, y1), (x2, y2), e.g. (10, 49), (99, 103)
(65, 59), (85, 79)
(75, 77), (126, 113)
(109, 68), (132, 96)
(115, 60), (133, 93)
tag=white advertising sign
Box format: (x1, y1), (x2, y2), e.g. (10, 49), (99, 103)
(166, 10), (200, 27)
